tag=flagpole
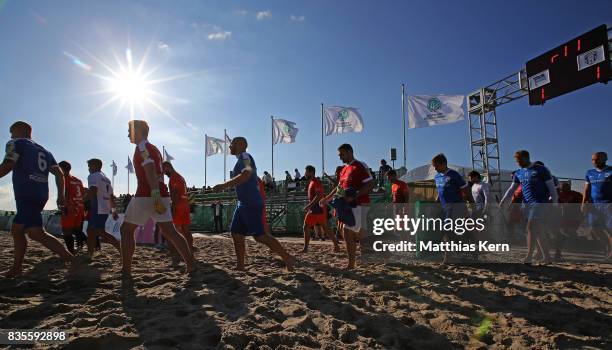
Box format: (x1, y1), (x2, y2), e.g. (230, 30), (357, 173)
(205, 134), (208, 188)
(271, 116), (274, 181)
(401, 83), (407, 169)
(321, 103), (325, 176)
(223, 129), (227, 182)
(162, 145), (166, 161)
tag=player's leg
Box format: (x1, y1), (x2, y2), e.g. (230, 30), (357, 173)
(94, 228), (121, 253)
(253, 234), (295, 271)
(3, 223), (27, 278)
(319, 217), (340, 252)
(86, 226), (96, 257)
(120, 221), (138, 275)
(26, 227), (74, 262)
(302, 221), (312, 252)
(343, 226), (358, 269)
(62, 228), (75, 254)
(178, 223), (194, 252)
(157, 221), (195, 272)
(231, 233), (247, 270)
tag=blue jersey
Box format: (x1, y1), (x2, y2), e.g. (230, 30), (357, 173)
(434, 169), (467, 205)
(513, 164), (552, 204)
(233, 152), (262, 207)
(4, 138), (57, 199)
(585, 166), (612, 203)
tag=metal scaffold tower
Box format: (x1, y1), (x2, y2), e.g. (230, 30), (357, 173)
(467, 70), (528, 195)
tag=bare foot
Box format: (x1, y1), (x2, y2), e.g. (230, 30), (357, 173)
(333, 246), (341, 253)
(3, 267), (23, 279)
(284, 255), (296, 272)
(302, 246), (308, 253)
(234, 265), (246, 271)
(344, 263), (356, 270)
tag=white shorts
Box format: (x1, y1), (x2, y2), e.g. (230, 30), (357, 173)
(124, 197), (172, 226)
(344, 205), (369, 233)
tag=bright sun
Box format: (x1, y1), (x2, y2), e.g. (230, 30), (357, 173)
(109, 69), (150, 103)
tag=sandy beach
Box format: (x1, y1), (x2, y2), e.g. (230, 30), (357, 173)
(0, 232), (611, 349)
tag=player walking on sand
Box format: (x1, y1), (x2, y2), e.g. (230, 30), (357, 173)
(119, 120), (195, 276)
(163, 161), (195, 253)
(303, 165), (340, 253)
(58, 161), (87, 254)
(212, 137), (295, 271)
(84, 158), (121, 258)
(582, 151), (612, 260)
(320, 144), (374, 270)
(0, 121), (74, 278)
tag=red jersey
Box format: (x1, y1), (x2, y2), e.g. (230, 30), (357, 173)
(168, 172), (188, 205)
(391, 180), (409, 203)
(133, 140), (169, 197)
(339, 160), (373, 205)
(308, 177), (325, 214)
(558, 190), (583, 204)
(62, 175), (85, 227)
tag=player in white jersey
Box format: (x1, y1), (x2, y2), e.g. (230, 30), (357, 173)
(84, 158), (120, 258)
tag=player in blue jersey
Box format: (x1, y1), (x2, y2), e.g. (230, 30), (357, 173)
(581, 151), (611, 260)
(212, 137), (295, 271)
(0, 121), (74, 278)
(432, 153), (471, 263)
(500, 150), (558, 264)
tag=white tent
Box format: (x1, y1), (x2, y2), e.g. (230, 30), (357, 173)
(400, 164), (515, 184)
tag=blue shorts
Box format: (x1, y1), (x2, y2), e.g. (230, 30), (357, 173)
(14, 197), (48, 229)
(587, 203), (612, 229)
(90, 213), (109, 229)
(523, 203), (549, 221)
(230, 205), (265, 236)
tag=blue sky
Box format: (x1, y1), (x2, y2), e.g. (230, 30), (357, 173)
(1, 0), (611, 210)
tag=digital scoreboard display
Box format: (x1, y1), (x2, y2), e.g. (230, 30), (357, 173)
(526, 24), (610, 105)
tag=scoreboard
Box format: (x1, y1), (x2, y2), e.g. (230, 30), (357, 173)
(526, 25), (611, 105)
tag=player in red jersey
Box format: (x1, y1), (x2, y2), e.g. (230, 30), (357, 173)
(120, 120), (195, 276)
(162, 161), (194, 253)
(320, 144), (374, 269)
(303, 165), (340, 253)
(58, 161), (87, 254)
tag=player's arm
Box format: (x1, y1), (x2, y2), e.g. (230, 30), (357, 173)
(355, 179), (375, 199)
(582, 182), (591, 205)
(213, 156), (252, 191)
(143, 163), (160, 192)
(0, 140), (19, 178)
(499, 182), (519, 206)
(0, 159), (15, 178)
(49, 165), (65, 207)
(304, 192), (321, 211)
(483, 184), (490, 211)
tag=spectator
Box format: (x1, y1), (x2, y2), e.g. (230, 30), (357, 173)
(212, 200), (224, 233)
(379, 159), (392, 186)
(468, 170), (490, 216)
(294, 168), (301, 181)
(262, 171), (274, 191)
(285, 171), (292, 182)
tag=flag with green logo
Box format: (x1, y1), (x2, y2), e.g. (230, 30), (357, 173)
(205, 135), (225, 157)
(323, 106), (364, 136)
(272, 118), (299, 144)
(407, 95), (465, 129)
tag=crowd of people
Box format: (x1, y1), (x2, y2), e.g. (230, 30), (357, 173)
(0, 118), (610, 279)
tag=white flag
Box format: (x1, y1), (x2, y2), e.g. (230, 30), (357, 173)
(125, 157), (134, 174)
(272, 118), (299, 144)
(163, 148), (175, 161)
(323, 106), (364, 136)
(111, 160), (117, 176)
(407, 95), (465, 129)
(206, 135), (225, 157)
